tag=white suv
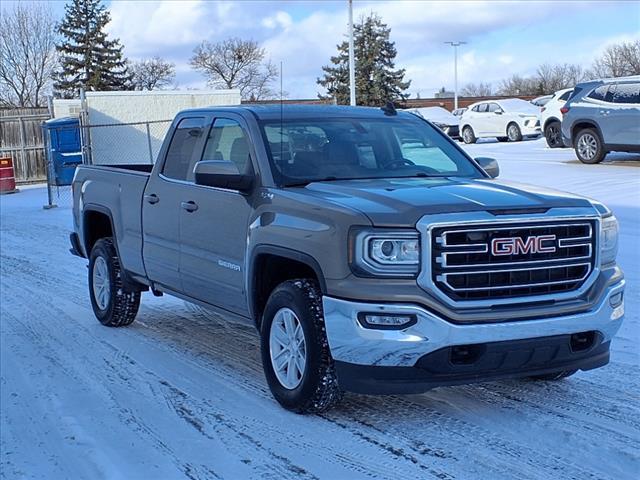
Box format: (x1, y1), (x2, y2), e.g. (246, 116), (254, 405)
(541, 88), (573, 148)
(460, 99), (541, 143)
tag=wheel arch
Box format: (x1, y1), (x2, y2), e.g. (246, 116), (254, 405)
(249, 245), (327, 327)
(571, 120), (603, 143)
(543, 117), (561, 130)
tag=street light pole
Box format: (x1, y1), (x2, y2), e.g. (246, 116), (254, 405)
(348, 0), (356, 106)
(444, 41), (467, 110)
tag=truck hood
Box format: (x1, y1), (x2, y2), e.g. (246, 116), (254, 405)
(298, 177), (594, 226)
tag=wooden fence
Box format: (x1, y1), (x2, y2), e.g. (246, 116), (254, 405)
(0, 108), (51, 183)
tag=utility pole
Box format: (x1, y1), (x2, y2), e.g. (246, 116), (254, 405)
(444, 41), (467, 110)
(348, 0), (356, 106)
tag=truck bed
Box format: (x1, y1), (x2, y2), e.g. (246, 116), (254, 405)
(72, 164), (151, 277)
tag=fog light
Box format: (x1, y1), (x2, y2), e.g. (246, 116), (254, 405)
(358, 312), (417, 330)
(609, 292), (623, 308)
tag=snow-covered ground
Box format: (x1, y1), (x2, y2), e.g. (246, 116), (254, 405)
(1, 138), (638, 480)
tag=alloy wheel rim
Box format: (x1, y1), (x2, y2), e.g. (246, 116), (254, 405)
(464, 128), (472, 142)
(92, 256), (111, 310)
(269, 308), (307, 389)
(577, 134), (597, 160)
(508, 125), (518, 140)
(547, 126), (560, 146)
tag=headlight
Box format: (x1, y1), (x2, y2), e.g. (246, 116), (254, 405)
(600, 215), (619, 265)
(352, 230), (420, 277)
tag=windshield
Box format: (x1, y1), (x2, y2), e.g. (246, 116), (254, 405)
(260, 115), (481, 186)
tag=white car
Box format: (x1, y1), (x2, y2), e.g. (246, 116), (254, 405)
(410, 106), (460, 140)
(531, 95), (553, 107)
(540, 88), (573, 148)
(460, 98), (542, 143)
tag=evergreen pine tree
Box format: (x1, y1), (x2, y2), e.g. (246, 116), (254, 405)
(317, 14), (411, 106)
(54, 0), (131, 97)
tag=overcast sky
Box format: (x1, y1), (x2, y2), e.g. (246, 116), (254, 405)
(10, 0), (640, 98)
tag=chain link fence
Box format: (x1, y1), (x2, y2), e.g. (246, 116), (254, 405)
(43, 119), (172, 208)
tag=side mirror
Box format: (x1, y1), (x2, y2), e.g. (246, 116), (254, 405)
(494, 110), (503, 115)
(194, 160), (253, 192)
(475, 157), (500, 178)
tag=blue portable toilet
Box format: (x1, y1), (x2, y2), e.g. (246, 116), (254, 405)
(42, 117), (82, 186)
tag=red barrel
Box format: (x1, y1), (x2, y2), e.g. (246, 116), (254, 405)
(0, 156), (19, 194)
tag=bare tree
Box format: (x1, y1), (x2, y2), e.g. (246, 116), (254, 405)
(536, 63), (586, 93)
(130, 56), (176, 90)
(497, 74), (539, 96)
(590, 40), (640, 78)
(0, 3), (57, 107)
(460, 82), (492, 97)
(190, 38), (278, 100)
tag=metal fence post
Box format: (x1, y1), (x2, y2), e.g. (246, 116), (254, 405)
(42, 127), (57, 209)
(145, 122), (154, 164)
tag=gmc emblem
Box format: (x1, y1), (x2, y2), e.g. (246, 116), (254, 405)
(491, 234), (557, 256)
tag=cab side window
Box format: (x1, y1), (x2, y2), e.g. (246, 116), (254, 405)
(162, 117), (206, 181)
(200, 118), (251, 179)
(478, 103), (489, 113)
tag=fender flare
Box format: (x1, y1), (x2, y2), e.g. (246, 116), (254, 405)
(247, 244), (327, 320)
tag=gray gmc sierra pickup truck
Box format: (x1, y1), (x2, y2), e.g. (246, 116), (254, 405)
(71, 105), (625, 413)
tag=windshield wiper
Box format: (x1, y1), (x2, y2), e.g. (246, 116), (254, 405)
(284, 176), (339, 187)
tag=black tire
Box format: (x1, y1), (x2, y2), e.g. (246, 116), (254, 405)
(544, 121), (563, 148)
(497, 137), (509, 142)
(88, 238), (140, 327)
(574, 128), (606, 164)
(507, 123), (522, 142)
(530, 370), (577, 381)
(260, 279), (343, 414)
(462, 126), (476, 144)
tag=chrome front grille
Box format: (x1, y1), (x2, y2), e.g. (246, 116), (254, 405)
(431, 221), (596, 301)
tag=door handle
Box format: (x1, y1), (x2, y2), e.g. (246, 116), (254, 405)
(181, 201), (198, 212)
(600, 110), (610, 116)
(144, 194), (159, 204)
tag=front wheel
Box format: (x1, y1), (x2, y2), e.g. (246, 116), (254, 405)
(260, 279), (343, 414)
(89, 238), (140, 327)
(544, 121), (563, 148)
(574, 128), (605, 164)
(507, 123), (522, 142)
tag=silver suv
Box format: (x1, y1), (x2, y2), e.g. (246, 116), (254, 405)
(562, 76), (640, 164)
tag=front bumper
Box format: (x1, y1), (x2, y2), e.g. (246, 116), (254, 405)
(323, 279), (624, 392)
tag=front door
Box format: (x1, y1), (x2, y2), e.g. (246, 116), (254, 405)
(142, 116), (207, 291)
(179, 116), (254, 315)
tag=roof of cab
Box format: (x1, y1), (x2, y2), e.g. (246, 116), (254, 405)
(178, 104), (415, 120)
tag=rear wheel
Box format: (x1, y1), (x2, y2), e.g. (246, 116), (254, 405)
(89, 238), (140, 327)
(574, 128), (605, 164)
(260, 279), (343, 414)
(507, 123), (522, 142)
(462, 126), (476, 144)
(530, 370), (577, 381)
(544, 121), (563, 148)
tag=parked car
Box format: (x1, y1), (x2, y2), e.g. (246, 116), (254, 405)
(541, 88), (573, 148)
(460, 98), (541, 143)
(410, 106), (460, 140)
(71, 104), (624, 413)
(452, 107), (467, 117)
(561, 76), (640, 164)
(531, 95), (553, 107)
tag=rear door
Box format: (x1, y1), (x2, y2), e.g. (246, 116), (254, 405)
(179, 114), (254, 315)
(486, 103), (505, 135)
(142, 116), (207, 291)
(474, 103), (493, 135)
(606, 82), (640, 147)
